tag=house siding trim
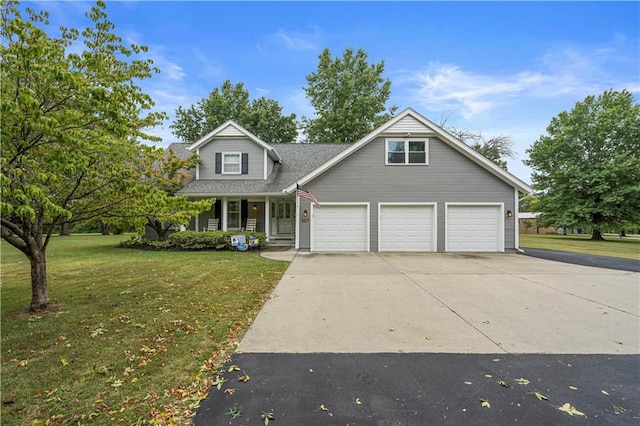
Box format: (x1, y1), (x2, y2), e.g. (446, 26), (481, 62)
(445, 202), (505, 252)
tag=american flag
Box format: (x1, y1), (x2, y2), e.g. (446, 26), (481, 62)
(296, 184), (320, 208)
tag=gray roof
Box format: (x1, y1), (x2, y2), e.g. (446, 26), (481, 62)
(176, 143), (350, 196)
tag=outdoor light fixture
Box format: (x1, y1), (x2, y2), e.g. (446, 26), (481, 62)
(252, 204), (257, 212)
(506, 210), (513, 218)
(303, 210), (308, 218)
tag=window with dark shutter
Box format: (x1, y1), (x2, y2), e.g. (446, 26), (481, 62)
(215, 153), (222, 174)
(241, 153), (249, 174)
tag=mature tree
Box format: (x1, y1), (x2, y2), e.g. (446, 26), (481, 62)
(524, 90), (640, 241)
(439, 114), (516, 170)
(127, 148), (215, 241)
(171, 80), (298, 143)
(303, 47), (397, 143)
(1, 1), (166, 310)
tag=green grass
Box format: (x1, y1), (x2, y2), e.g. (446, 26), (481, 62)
(520, 233), (640, 260)
(1, 235), (289, 425)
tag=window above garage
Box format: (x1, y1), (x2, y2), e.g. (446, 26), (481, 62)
(385, 139), (428, 165)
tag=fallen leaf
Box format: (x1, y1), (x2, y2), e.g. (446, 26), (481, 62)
(558, 403), (585, 416)
(611, 404), (626, 414)
(60, 358), (68, 367)
(228, 365), (241, 372)
(498, 380), (511, 388)
(485, 374), (492, 378)
(601, 390), (609, 396)
(261, 411), (275, 425)
(492, 358), (501, 362)
(213, 376), (226, 390)
(238, 374), (250, 382)
(355, 398), (362, 405)
(320, 404), (329, 411)
(309, 369), (314, 373)
(569, 386), (577, 390)
(514, 378), (530, 386)
(533, 391), (548, 401)
(479, 398), (490, 408)
(224, 387), (237, 395)
(464, 381), (472, 385)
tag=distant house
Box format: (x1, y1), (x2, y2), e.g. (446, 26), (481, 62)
(173, 108), (533, 252)
(518, 212), (557, 234)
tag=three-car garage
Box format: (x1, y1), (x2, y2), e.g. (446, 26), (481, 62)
(309, 202), (505, 252)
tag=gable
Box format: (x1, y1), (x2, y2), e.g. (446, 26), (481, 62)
(285, 108), (532, 194)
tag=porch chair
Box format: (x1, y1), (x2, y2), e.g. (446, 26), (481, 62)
(244, 218), (257, 232)
(207, 218), (219, 231)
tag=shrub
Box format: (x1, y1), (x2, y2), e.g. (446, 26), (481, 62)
(120, 231), (268, 251)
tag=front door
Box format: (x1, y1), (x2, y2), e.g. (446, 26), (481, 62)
(271, 200), (293, 236)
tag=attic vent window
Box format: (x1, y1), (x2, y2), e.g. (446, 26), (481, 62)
(385, 139), (428, 165)
(222, 153), (241, 174)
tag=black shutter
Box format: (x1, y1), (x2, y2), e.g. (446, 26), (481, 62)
(241, 153), (249, 174)
(215, 153), (222, 174)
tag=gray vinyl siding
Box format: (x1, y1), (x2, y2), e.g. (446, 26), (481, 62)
(300, 136), (516, 252)
(198, 138), (265, 179)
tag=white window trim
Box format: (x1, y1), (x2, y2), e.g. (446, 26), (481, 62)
(227, 198), (241, 230)
(222, 152), (242, 174)
(385, 138), (429, 165)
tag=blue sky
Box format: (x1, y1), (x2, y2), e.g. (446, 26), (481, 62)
(29, 1), (640, 182)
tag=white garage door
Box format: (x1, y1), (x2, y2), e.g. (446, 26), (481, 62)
(446, 205), (503, 252)
(312, 204), (368, 252)
(379, 204), (436, 252)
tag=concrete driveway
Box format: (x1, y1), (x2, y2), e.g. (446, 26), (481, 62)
(239, 252), (639, 354)
(196, 253), (640, 425)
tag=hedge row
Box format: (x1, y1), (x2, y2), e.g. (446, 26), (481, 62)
(120, 231), (268, 251)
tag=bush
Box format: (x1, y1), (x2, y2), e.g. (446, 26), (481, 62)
(119, 231), (268, 251)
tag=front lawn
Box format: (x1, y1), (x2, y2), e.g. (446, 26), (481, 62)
(0, 235), (289, 425)
(520, 233), (640, 260)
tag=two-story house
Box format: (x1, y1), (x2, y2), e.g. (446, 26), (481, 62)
(174, 108), (532, 252)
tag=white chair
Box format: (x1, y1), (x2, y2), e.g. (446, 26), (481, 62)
(245, 218), (257, 232)
(207, 218), (219, 231)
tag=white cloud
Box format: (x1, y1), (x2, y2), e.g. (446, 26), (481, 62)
(274, 27), (320, 51)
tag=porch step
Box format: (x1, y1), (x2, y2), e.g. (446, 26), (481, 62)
(267, 240), (295, 250)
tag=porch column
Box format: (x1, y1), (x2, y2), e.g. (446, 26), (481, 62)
(221, 197), (228, 231)
(264, 196), (270, 241)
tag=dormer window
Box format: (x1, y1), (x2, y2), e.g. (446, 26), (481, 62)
(385, 139), (428, 165)
(215, 152), (249, 175)
(222, 152), (241, 174)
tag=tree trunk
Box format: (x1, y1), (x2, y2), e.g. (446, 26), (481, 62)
(101, 223), (111, 235)
(30, 248), (49, 311)
(59, 222), (70, 236)
(591, 229), (606, 241)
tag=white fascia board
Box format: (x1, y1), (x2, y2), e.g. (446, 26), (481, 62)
(187, 120), (281, 162)
(179, 192), (289, 198)
(284, 107), (533, 195)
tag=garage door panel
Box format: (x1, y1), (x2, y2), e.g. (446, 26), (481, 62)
(447, 205), (502, 252)
(379, 205), (435, 252)
(312, 205), (368, 252)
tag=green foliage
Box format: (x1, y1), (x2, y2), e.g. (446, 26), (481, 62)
(1, 0), (166, 309)
(171, 80), (298, 143)
(120, 231), (268, 251)
(525, 90), (640, 240)
(303, 47), (397, 143)
(114, 147), (216, 240)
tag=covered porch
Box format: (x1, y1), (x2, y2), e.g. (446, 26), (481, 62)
(191, 196), (296, 243)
